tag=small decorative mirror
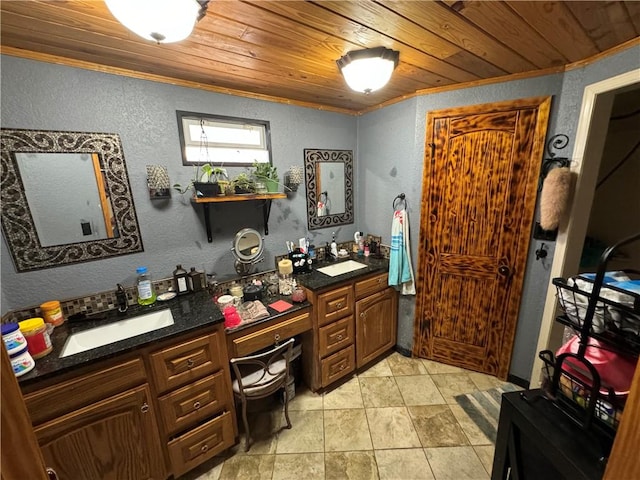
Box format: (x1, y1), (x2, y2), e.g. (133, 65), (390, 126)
(1, 129), (143, 272)
(304, 149), (354, 230)
(231, 228), (264, 275)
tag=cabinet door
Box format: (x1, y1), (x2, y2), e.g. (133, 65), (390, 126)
(34, 384), (166, 480)
(356, 288), (398, 368)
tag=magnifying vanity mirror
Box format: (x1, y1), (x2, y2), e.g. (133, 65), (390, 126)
(1, 129), (143, 272)
(231, 228), (264, 275)
(304, 149), (354, 230)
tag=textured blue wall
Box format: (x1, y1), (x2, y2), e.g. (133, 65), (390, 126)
(0, 55), (357, 312)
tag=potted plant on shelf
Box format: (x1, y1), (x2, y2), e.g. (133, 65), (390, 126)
(253, 161), (279, 193)
(173, 164), (228, 197)
(231, 172), (256, 194)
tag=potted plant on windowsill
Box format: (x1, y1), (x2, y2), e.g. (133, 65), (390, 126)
(253, 161), (279, 193)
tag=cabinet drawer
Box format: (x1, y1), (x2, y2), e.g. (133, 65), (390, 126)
(168, 410), (234, 478)
(355, 272), (388, 299)
(150, 330), (223, 394)
(230, 312), (311, 358)
(319, 315), (354, 358)
(24, 357), (146, 425)
(318, 285), (354, 327)
(321, 344), (355, 387)
(158, 371), (229, 436)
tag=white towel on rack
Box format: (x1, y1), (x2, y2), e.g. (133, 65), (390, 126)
(389, 208), (416, 295)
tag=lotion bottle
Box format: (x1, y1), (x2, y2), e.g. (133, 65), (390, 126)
(330, 232), (338, 259)
(136, 267), (156, 306)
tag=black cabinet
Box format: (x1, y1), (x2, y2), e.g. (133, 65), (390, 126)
(492, 390), (610, 480)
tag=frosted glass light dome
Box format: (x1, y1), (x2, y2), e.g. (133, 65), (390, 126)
(337, 47), (400, 94)
(105, 0), (203, 43)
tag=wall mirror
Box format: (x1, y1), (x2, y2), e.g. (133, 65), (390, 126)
(1, 128), (143, 272)
(231, 228), (264, 275)
(304, 149), (354, 230)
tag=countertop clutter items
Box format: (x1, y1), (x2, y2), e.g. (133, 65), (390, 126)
(40, 300), (65, 326)
(173, 264), (190, 295)
(18, 317), (52, 360)
(2, 322), (35, 376)
(136, 266), (156, 306)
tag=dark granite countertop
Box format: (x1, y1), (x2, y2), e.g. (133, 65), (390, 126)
(18, 256), (388, 388)
(18, 290), (308, 387)
(295, 254), (389, 291)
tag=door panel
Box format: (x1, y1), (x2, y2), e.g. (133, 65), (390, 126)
(414, 97), (551, 378)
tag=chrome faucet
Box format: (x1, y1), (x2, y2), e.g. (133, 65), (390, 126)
(116, 284), (128, 313)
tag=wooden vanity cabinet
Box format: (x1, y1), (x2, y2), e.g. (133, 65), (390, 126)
(355, 273), (397, 368)
(22, 323), (235, 480)
(23, 357), (167, 480)
(307, 271), (397, 390)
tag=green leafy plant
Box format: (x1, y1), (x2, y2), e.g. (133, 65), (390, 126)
(231, 172), (256, 193)
(173, 164), (228, 195)
(252, 161), (278, 182)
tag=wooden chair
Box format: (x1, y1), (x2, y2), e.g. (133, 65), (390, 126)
(230, 338), (294, 451)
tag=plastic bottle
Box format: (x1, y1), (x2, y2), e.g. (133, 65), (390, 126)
(330, 232), (338, 259)
(136, 266), (156, 306)
(173, 264), (190, 295)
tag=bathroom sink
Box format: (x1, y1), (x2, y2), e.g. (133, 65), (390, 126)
(317, 260), (368, 277)
(60, 309), (175, 358)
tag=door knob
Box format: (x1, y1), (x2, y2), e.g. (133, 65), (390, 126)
(498, 265), (511, 277)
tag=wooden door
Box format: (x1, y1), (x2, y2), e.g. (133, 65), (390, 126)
(35, 384), (167, 480)
(356, 288), (398, 367)
(414, 97), (551, 378)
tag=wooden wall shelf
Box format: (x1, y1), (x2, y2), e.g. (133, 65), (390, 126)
(191, 193), (287, 242)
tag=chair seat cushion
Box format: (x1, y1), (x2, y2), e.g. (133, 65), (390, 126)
(233, 358), (287, 395)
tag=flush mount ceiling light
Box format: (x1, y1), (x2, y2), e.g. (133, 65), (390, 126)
(105, 0), (209, 44)
(336, 47), (400, 94)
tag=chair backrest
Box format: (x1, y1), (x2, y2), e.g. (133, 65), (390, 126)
(230, 338), (294, 399)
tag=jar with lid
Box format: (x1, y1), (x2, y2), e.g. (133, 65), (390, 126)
(1, 322), (27, 356)
(173, 264), (190, 295)
(278, 259), (294, 295)
(136, 266), (156, 306)
(18, 318), (52, 359)
(40, 300), (65, 327)
(9, 345), (35, 377)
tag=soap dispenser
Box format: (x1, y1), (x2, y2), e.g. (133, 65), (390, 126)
(330, 232), (338, 259)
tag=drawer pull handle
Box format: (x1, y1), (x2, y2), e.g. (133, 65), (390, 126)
(337, 334), (343, 341)
(201, 444), (208, 453)
(378, 278), (383, 284)
(141, 403), (150, 413)
(193, 401), (201, 410)
(187, 358), (195, 368)
(340, 364), (345, 370)
(274, 333), (281, 342)
(336, 302), (342, 308)
(360, 312), (365, 318)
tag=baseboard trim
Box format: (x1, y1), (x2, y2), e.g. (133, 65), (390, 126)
(394, 345), (412, 357)
(507, 374), (530, 389)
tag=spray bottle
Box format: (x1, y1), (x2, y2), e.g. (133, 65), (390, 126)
(330, 232), (338, 259)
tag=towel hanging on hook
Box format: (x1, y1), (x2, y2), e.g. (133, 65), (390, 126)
(393, 193), (407, 211)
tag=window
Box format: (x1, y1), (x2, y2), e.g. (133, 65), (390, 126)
(177, 111), (272, 166)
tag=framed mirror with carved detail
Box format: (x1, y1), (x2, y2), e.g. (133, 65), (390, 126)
(304, 149), (354, 230)
(1, 128), (143, 272)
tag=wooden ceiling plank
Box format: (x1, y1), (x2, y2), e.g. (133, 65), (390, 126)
(0, 21), (362, 103)
(0, 11), (361, 96)
(243, 0), (485, 81)
(2, 32), (370, 111)
(565, 1), (637, 51)
(442, 0), (569, 68)
(505, 1), (599, 61)
(309, 0), (508, 78)
(622, 1), (640, 34)
(376, 0), (538, 73)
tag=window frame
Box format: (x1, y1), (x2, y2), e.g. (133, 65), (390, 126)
(176, 110), (273, 167)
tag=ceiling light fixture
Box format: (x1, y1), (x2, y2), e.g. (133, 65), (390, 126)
(336, 47), (400, 94)
(105, 0), (209, 44)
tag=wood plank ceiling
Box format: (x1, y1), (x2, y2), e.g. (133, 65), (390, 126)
(1, 1), (639, 114)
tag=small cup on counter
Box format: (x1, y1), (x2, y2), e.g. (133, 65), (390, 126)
(217, 295), (235, 314)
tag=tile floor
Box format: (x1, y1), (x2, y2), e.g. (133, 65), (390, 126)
(180, 352), (518, 480)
